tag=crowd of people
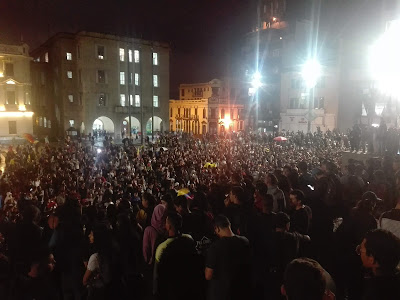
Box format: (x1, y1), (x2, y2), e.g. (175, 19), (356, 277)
(0, 130), (399, 300)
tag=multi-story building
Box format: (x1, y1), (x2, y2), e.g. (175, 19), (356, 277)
(237, 0), (340, 132)
(31, 31), (169, 138)
(169, 79), (245, 134)
(0, 42), (34, 138)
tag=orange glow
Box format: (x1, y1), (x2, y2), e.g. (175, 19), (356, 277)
(222, 117), (232, 127)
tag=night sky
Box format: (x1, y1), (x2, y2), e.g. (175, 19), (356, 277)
(0, 0), (397, 98)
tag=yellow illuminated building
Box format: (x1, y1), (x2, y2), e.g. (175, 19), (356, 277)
(169, 79), (245, 134)
(0, 42), (33, 137)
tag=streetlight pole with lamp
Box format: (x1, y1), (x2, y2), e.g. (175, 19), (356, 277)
(302, 59), (321, 133)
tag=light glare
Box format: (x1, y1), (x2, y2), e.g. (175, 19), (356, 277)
(302, 59), (321, 89)
(251, 72), (262, 89)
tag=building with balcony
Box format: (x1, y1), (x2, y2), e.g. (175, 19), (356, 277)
(31, 31), (169, 138)
(169, 79), (245, 134)
(0, 42), (34, 138)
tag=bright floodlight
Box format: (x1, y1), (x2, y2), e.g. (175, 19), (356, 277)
(251, 72), (262, 89)
(369, 20), (400, 99)
(302, 59), (321, 89)
(97, 148), (102, 154)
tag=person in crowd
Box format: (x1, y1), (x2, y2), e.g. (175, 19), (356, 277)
(379, 195), (400, 238)
(136, 192), (155, 229)
(357, 229), (400, 300)
(282, 258), (335, 300)
(265, 174), (286, 213)
(142, 204), (166, 265)
(155, 212), (203, 300)
(289, 189), (312, 235)
(205, 215), (251, 300)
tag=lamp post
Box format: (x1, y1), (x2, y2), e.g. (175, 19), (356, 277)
(302, 59), (321, 133)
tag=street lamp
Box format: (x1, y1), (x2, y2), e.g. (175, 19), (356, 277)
(302, 59), (321, 132)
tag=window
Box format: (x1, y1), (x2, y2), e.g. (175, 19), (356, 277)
(68, 94), (74, 103)
(129, 95), (133, 106)
(221, 109), (225, 119)
(178, 108), (181, 116)
(44, 117), (47, 128)
(120, 72), (125, 85)
(6, 91), (16, 104)
(5, 64), (14, 76)
(289, 98), (299, 109)
(203, 108), (206, 118)
(66, 52), (72, 60)
(69, 120), (74, 127)
(314, 97), (325, 109)
(135, 73), (139, 85)
(181, 89), (185, 97)
(153, 52), (158, 65)
(25, 92), (30, 105)
(153, 95), (159, 107)
(129, 73), (133, 85)
(170, 108), (173, 117)
(97, 70), (106, 83)
(134, 50), (139, 63)
(45, 52), (49, 63)
(120, 94), (126, 106)
(67, 71), (73, 79)
(195, 108), (198, 116)
(119, 48), (125, 61)
(97, 45), (105, 59)
(8, 121), (17, 134)
(153, 75), (158, 87)
(48, 120), (52, 128)
(99, 93), (106, 106)
(135, 95), (140, 107)
(39, 117), (43, 127)
(128, 50), (133, 62)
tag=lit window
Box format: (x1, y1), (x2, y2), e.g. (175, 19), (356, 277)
(39, 117), (43, 127)
(120, 94), (126, 106)
(99, 93), (106, 106)
(25, 92), (30, 105)
(153, 75), (158, 87)
(134, 50), (139, 63)
(68, 94), (74, 103)
(69, 119), (74, 127)
(66, 52), (72, 60)
(153, 53), (158, 65)
(153, 95), (159, 107)
(67, 71), (73, 79)
(45, 52), (49, 63)
(119, 48), (125, 61)
(120, 72), (125, 85)
(129, 95), (133, 106)
(128, 50), (133, 62)
(135, 95), (140, 107)
(135, 73), (139, 85)
(44, 117), (47, 128)
(97, 45), (105, 59)
(48, 120), (51, 128)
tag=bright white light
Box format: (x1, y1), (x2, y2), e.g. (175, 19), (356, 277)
(369, 20), (400, 99)
(19, 105), (26, 111)
(251, 72), (262, 89)
(302, 59), (321, 89)
(97, 148), (102, 154)
(372, 123), (380, 128)
(6, 80), (15, 85)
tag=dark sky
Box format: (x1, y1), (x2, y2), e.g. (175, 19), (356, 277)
(0, 0), (254, 98)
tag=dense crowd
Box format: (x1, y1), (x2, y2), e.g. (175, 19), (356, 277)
(0, 130), (399, 300)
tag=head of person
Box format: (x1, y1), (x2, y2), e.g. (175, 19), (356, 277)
(282, 258), (334, 300)
(355, 191), (378, 213)
(283, 165), (292, 178)
(346, 163), (356, 176)
(254, 180), (268, 200)
(213, 214), (232, 238)
(276, 212), (290, 232)
(357, 229), (400, 276)
(297, 161), (308, 175)
(165, 212), (183, 236)
(229, 185), (245, 205)
(174, 195), (188, 215)
(265, 173), (278, 186)
(289, 189), (305, 209)
(142, 192), (156, 209)
(22, 204), (41, 225)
